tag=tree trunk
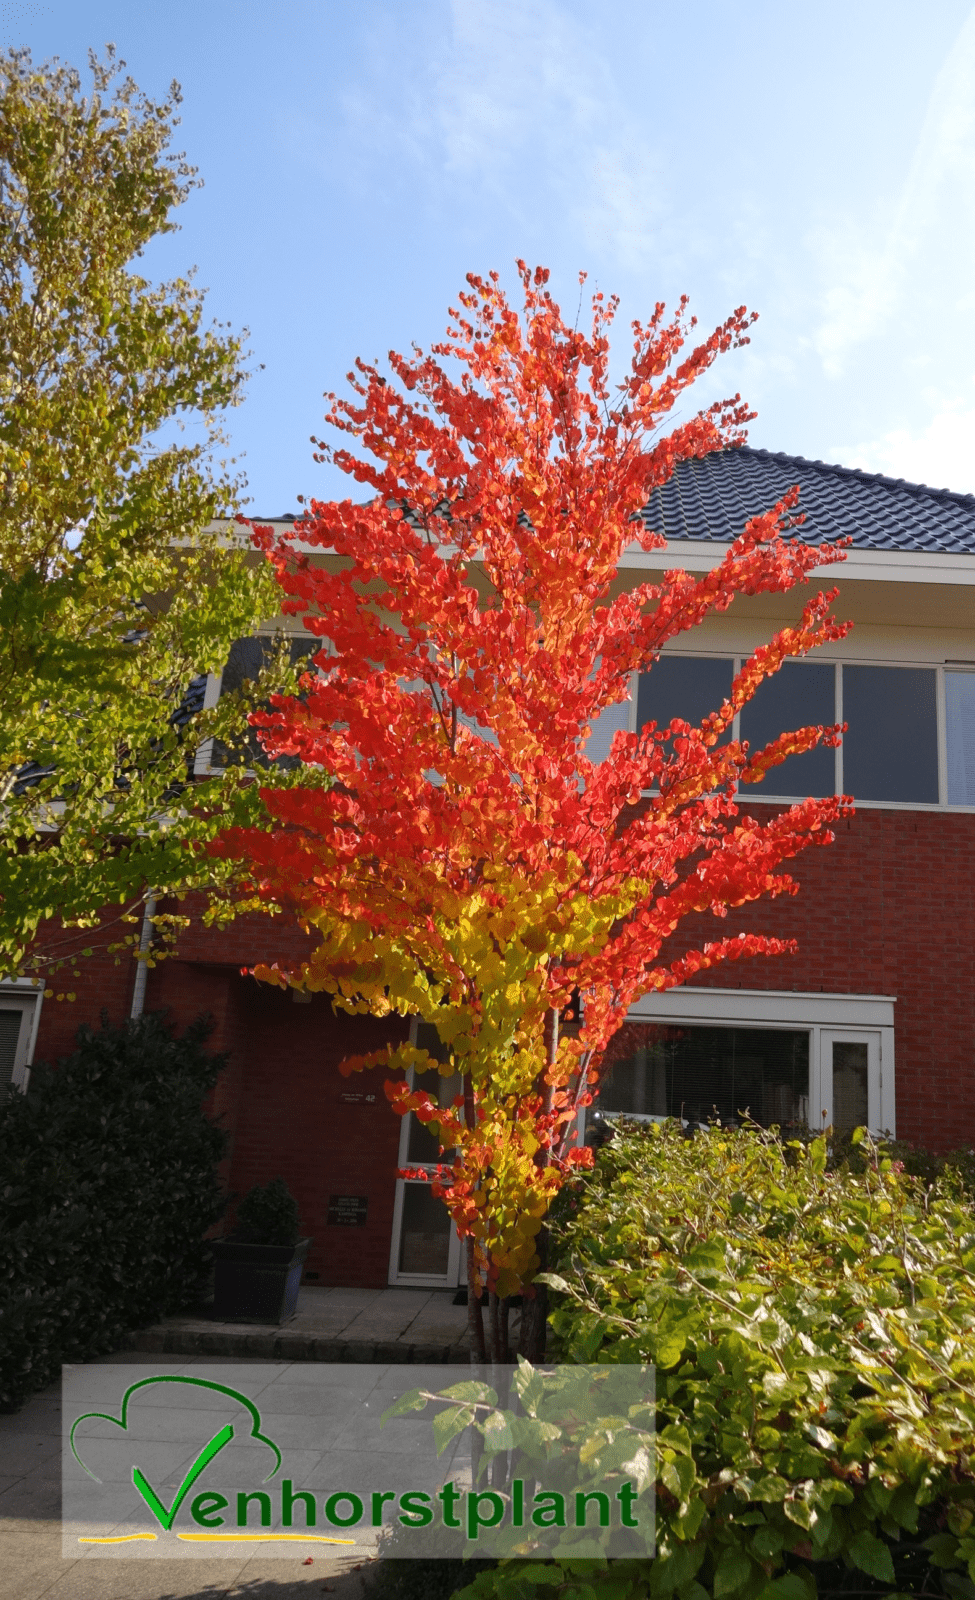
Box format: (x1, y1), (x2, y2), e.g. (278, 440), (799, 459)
(517, 1225), (549, 1362)
(514, 1006), (560, 1363)
(466, 1235), (487, 1364)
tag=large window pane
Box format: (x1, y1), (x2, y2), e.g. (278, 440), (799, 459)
(738, 660), (836, 797)
(946, 671), (975, 805)
(832, 1041), (869, 1135)
(637, 657), (734, 739)
(405, 1022), (461, 1164)
(0, 1008), (22, 1085)
(213, 635), (319, 769)
(593, 1022), (809, 1130)
(397, 1183), (452, 1275)
(842, 665), (938, 804)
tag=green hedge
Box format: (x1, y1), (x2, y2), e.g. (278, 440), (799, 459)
(456, 1122), (975, 1600)
(0, 1010), (228, 1410)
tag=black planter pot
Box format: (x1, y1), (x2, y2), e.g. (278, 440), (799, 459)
(210, 1237), (312, 1325)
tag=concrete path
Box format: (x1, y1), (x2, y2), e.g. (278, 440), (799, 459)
(0, 1356), (385, 1600)
(130, 1286), (480, 1363)
(0, 1289), (504, 1600)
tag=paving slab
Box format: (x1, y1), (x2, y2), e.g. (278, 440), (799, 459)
(0, 1359), (385, 1599)
(129, 1285), (474, 1363)
(0, 1287), (486, 1596)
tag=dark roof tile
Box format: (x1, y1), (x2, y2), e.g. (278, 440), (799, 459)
(638, 446), (975, 555)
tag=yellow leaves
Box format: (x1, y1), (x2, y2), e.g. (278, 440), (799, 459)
(389, 1043), (438, 1076)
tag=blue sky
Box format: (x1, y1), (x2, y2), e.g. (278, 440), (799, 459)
(7, 0), (975, 510)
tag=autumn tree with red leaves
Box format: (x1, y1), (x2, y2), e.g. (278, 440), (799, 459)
(213, 264), (852, 1363)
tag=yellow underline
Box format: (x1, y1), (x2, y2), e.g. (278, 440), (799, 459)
(78, 1533), (158, 1544)
(178, 1532), (357, 1545)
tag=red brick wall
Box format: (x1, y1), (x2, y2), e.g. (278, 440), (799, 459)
(142, 951), (408, 1286)
(661, 804), (975, 1154)
(27, 806), (975, 1288)
(31, 911), (142, 1064)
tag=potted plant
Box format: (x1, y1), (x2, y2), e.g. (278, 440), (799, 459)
(210, 1177), (312, 1324)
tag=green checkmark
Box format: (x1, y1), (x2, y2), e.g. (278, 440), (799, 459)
(132, 1422), (236, 1532)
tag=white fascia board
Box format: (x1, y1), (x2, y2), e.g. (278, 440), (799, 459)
(210, 522), (975, 586)
(618, 539), (975, 586)
(627, 986), (896, 1028)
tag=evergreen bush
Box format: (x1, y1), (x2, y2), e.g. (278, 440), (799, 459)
(229, 1175), (301, 1246)
(0, 1010), (228, 1410)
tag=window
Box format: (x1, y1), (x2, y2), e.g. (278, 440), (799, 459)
(637, 656), (735, 742)
(0, 1008), (23, 1083)
(588, 990), (894, 1139)
(842, 665), (938, 804)
(594, 1022), (809, 1129)
(627, 653), (972, 809)
(388, 1021), (463, 1286)
(739, 660), (835, 797)
(208, 635), (319, 771)
(946, 671), (975, 805)
(0, 982), (42, 1092)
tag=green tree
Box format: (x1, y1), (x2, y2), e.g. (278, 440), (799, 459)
(0, 46), (302, 982)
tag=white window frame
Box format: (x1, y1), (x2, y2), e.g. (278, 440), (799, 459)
(624, 653), (975, 813)
(0, 978), (44, 1093)
(582, 987), (895, 1139)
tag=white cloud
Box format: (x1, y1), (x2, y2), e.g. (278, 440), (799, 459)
(363, 0), (681, 279)
(831, 398), (975, 494)
(813, 6), (975, 377)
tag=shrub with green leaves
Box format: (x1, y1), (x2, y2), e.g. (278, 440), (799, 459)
(230, 1175), (301, 1246)
(0, 1010), (227, 1410)
(456, 1122), (975, 1600)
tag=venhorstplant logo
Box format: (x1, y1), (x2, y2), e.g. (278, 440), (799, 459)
(65, 1363), (656, 1558)
(68, 1374), (353, 1547)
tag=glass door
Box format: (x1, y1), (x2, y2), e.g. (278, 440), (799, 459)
(819, 1031), (882, 1137)
(388, 1024), (464, 1287)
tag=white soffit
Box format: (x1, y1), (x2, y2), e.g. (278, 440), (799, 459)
(627, 987), (896, 1028)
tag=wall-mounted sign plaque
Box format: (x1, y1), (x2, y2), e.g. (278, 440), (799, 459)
(327, 1194), (369, 1227)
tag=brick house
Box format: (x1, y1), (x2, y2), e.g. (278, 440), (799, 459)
(7, 446), (975, 1289)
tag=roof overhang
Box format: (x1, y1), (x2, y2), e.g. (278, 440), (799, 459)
(619, 539), (975, 586)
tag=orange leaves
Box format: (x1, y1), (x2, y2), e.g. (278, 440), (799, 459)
(216, 263), (855, 1301)
(338, 1048), (391, 1079)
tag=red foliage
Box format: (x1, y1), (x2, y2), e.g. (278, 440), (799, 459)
(212, 264), (852, 1302)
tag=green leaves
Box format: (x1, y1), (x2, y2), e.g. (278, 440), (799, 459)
(0, 47), (293, 979)
(846, 1528), (896, 1583)
(0, 1010), (228, 1410)
(516, 1121), (975, 1600)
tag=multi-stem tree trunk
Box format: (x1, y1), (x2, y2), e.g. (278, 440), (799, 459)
(466, 1236), (487, 1363)
(514, 1004), (560, 1363)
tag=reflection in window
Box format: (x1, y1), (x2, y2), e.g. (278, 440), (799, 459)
(405, 1022), (461, 1166)
(397, 1183), (452, 1275)
(0, 1008), (23, 1085)
(946, 671), (975, 805)
(831, 1041), (869, 1135)
(593, 1023), (809, 1131)
(842, 665), (938, 804)
(212, 635), (319, 769)
(585, 697), (631, 765)
(739, 660), (836, 797)
(405, 1073), (462, 1164)
(637, 657), (735, 741)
